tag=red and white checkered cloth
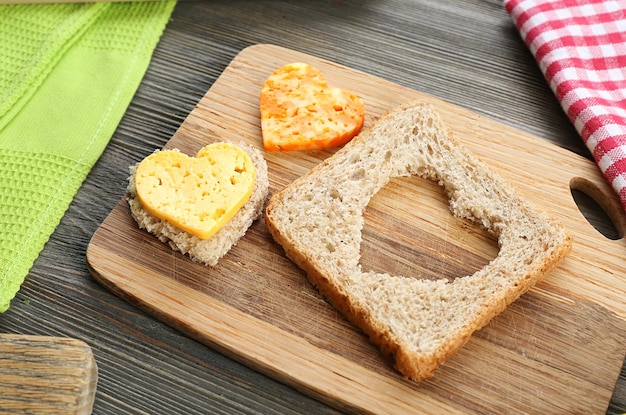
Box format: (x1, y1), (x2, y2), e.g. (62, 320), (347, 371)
(504, 0), (626, 213)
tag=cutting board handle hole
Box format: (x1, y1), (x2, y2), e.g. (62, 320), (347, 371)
(570, 177), (624, 240)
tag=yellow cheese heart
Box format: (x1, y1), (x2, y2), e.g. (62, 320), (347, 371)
(134, 142), (255, 239)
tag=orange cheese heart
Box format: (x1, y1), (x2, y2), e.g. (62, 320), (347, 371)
(134, 142), (255, 239)
(260, 62), (365, 152)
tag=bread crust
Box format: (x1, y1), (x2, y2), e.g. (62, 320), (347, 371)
(265, 98), (572, 381)
(128, 141), (269, 266)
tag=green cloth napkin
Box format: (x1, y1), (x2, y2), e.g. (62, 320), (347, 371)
(0, 1), (176, 312)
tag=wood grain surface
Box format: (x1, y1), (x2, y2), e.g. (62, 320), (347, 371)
(1, 1), (624, 414)
(0, 334), (97, 414)
(87, 44), (626, 415)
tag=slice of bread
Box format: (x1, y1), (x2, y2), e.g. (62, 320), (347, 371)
(127, 142), (269, 266)
(265, 98), (572, 381)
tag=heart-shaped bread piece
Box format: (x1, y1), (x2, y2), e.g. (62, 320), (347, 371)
(260, 62), (365, 152)
(265, 99), (572, 381)
(134, 142), (255, 240)
(128, 142), (268, 266)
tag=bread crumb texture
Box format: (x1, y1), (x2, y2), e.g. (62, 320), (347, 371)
(265, 98), (572, 381)
(260, 62), (365, 151)
(128, 142), (269, 266)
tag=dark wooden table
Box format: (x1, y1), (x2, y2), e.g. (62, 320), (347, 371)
(1, 0), (624, 413)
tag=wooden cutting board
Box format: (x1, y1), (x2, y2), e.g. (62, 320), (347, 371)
(0, 334), (98, 414)
(87, 44), (626, 414)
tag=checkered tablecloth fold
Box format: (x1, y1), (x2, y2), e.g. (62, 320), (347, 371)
(504, 0), (626, 212)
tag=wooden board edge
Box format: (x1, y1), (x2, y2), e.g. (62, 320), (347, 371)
(86, 230), (467, 415)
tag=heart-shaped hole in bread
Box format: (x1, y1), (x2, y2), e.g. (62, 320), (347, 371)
(134, 142), (255, 240)
(360, 174), (498, 282)
(260, 62), (365, 152)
